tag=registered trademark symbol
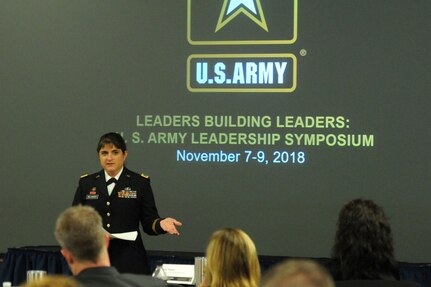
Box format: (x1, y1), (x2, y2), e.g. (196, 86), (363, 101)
(300, 49), (307, 56)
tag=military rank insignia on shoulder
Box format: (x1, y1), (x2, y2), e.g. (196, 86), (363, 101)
(140, 173), (150, 179)
(80, 173), (89, 179)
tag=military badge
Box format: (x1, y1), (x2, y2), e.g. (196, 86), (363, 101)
(118, 187), (137, 199)
(86, 187), (98, 199)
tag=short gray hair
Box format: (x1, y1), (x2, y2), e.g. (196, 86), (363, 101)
(54, 205), (105, 262)
(262, 259), (335, 287)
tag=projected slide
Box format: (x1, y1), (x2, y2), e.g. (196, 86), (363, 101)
(119, 0), (374, 167)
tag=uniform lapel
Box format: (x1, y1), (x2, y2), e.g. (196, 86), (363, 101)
(114, 167), (130, 192)
(112, 167), (130, 197)
(95, 170), (110, 198)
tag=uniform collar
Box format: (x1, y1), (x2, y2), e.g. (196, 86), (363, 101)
(104, 167), (123, 182)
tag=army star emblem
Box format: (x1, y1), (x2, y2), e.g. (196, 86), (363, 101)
(215, 0), (268, 32)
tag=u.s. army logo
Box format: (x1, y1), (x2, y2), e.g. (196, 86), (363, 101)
(187, 0), (298, 45)
(187, 0), (298, 92)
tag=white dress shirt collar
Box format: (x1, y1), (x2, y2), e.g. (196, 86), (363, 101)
(104, 167), (123, 182)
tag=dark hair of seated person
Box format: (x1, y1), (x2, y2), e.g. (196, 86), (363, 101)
(331, 199), (399, 280)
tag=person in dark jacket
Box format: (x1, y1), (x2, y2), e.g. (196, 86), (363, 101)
(55, 205), (166, 287)
(72, 132), (182, 274)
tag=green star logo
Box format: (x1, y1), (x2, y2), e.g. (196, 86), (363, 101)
(215, 0), (268, 32)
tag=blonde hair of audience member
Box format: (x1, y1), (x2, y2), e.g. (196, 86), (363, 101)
(261, 259), (335, 287)
(201, 228), (260, 287)
(54, 205), (110, 275)
(21, 275), (83, 287)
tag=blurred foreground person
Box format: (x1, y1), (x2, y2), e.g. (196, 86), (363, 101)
(200, 228), (260, 287)
(55, 205), (165, 287)
(21, 275), (82, 287)
(262, 259), (334, 287)
(331, 198), (419, 287)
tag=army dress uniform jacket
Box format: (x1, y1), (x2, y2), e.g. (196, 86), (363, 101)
(72, 167), (166, 274)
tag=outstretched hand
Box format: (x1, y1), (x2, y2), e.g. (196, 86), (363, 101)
(160, 217), (183, 235)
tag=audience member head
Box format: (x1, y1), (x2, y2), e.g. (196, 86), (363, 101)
(262, 259), (335, 287)
(331, 198), (399, 280)
(202, 228), (260, 287)
(54, 205), (110, 275)
(21, 275), (82, 287)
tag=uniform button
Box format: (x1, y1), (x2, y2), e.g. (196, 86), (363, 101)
(107, 224), (110, 228)
(107, 202), (110, 206)
(107, 213), (111, 217)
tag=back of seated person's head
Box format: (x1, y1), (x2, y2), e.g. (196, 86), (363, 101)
(21, 275), (82, 287)
(202, 228), (260, 287)
(261, 259), (335, 287)
(331, 198), (399, 280)
(54, 205), (106, 263)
